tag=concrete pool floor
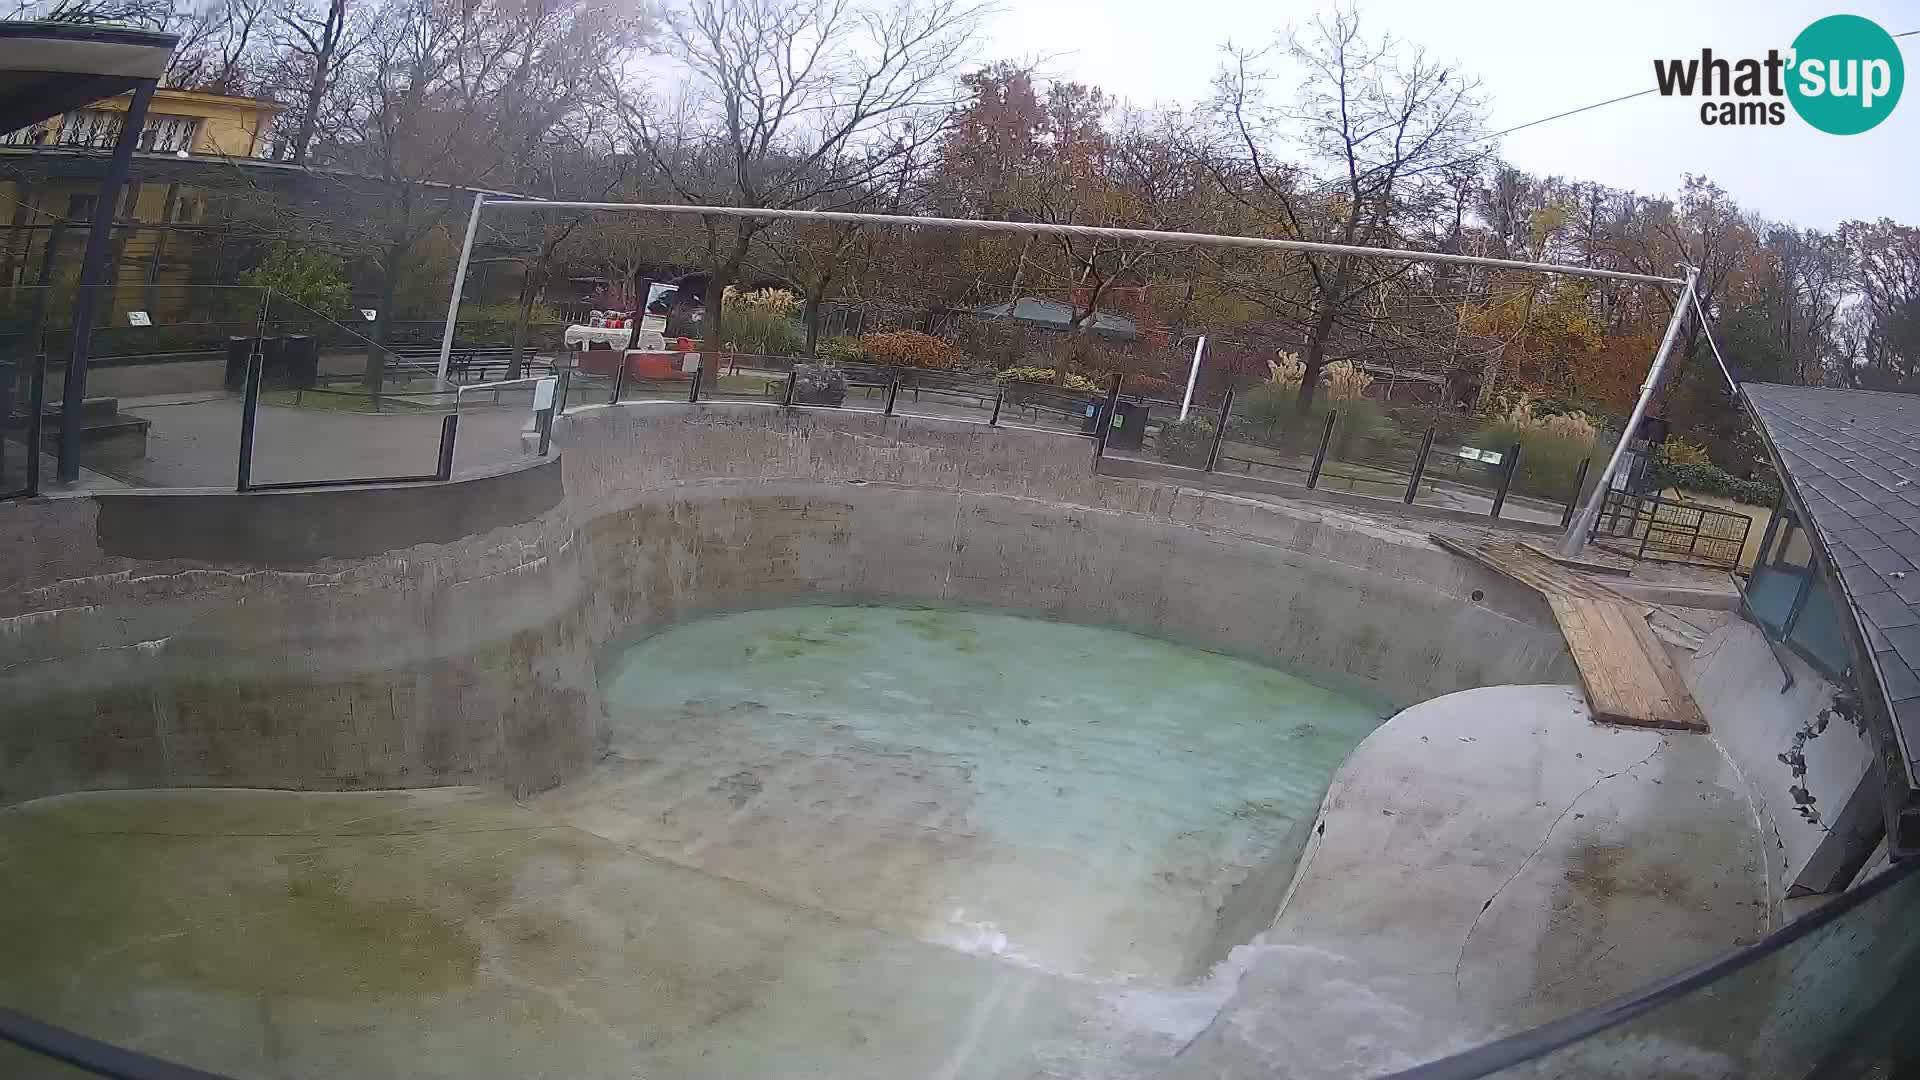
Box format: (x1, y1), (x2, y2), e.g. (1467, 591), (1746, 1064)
(0, 606), (1392, 1078)
(0, 608), (1771, 1080)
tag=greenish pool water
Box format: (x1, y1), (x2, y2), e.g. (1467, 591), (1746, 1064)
(590, 605), (1391, 982)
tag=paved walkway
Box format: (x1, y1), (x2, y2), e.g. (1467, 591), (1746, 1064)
(95, 394), (535, 489)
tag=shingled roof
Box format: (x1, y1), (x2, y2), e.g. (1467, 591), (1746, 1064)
(1742, 384), (1920, 804)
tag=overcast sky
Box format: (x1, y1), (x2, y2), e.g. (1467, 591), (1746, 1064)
(979, 0), (1917, 231)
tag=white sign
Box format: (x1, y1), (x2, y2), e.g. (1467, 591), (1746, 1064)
(360, 309), (378, 322)
(126, 310), (151, 327)
(680, 352), (702, 373)
(532, 376), (556, 411)
(1456, 446), (1504, 465)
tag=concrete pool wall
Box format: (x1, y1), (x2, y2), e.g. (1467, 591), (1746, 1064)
(1, 402), (1575, 806)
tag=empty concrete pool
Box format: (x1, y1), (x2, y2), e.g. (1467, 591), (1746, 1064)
(0, 404), (1793, 1078)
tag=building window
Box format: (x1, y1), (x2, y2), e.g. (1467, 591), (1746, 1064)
(1746, 504), (1853, 678)
(140, 115), (199, 153)
(64, 193), (97, 221)
(57, 110), (124, 148)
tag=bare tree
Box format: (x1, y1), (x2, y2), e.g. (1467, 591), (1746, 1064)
(1209, 6), (1488, 413)
(605, 0), (988, 345)
(270, 0), (358, 162)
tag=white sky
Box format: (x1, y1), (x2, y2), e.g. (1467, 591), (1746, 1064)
(980, 0), (1919, 230)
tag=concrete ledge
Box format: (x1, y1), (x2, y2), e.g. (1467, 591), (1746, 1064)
(93, 455), (564, 566)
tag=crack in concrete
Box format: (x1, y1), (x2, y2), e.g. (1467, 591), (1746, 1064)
(1450, 740), (1666, 989)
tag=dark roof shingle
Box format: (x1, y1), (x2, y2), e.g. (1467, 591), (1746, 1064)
(1744, 383), (1920, 784)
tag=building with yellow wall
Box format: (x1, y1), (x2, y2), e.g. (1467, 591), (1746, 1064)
(0, 89), (282, 319)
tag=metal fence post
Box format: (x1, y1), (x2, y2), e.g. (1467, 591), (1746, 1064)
(687, 363), (703, 403)
(236, 346), (262, 492)
(884, 377), (900, 416)
(435, 413), (460, 480)
(1093, 374), (1123, 458)
(783, 368), (797, 406)
(610, 359), (627, 404)
(1489, 441), (1522, 519)
(989, 387), (1004, 426)
(1307, 409), (1337, 489)
(1404, 426), (1436, 504)
(1560, 458), (1591, 528)
(1205, 389), (1233, 472)
(537, 404), (554, 456)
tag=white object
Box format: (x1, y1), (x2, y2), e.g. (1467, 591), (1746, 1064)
(360, 309), (377, 322)
(1179, 335), (1205, 421)
(680, 352), (701, 374)
(126, 310), (151, 326)
(564, 324), (639, 349)
(532, 376), (556, 411)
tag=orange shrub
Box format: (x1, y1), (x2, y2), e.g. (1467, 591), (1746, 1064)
(859, 329), (964, 370)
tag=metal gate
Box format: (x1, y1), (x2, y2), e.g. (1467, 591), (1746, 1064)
(1593, 488), (1752, 569)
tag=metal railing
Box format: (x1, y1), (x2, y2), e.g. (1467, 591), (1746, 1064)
(1591, 487), (1753, 569)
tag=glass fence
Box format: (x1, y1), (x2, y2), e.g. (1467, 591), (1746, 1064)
(0, 282), (563, 497)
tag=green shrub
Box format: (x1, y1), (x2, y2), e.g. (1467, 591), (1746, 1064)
(722, 307), (805, 357)
(793, 362), (847, 406)
(1156, 417), (1216, 468)
(458, 302), (563, 345)
(243, 244), (350, 330)
(818, 335), (865, 363)
(1469, 424), (1595, 500)
(1655, 460), (1780, 506)
(1233, 382), (1395, 460)
(995, 366), (1101, 392)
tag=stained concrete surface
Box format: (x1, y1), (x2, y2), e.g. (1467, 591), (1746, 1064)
(0, 788), (1187, 1080)
(542, 605), (1388, 983)
(1163, 684), (1770, 1079)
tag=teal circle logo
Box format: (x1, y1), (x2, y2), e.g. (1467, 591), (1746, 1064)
(1787, 15), (1904, 135)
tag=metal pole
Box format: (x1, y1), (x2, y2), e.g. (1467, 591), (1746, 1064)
(1093, 374), (1122, 457)
(1405, 427), (1436, 504)
(687, 364), (703, 403)
(22, 222), (63, 496)
(1490, 441), (1522, 519)
(610, 358), (627, 404)
(478, 199), (1686, 287)
(437, 191), (486, 388)
(60, 79), (155, 484)
(782, 368), (797, 407)
(989, 387), (1004, 426)
(1308, 409), (1337, 489)
(884, 377), (899, 416)
(1560, 267), (1698, 556)
(1179, 335), (1206, 420)
(1205, 389), (1234, 471)
(1561, 459), (1592, 529)
(435, 413), (459, 480)
(236, 345), (261, 491)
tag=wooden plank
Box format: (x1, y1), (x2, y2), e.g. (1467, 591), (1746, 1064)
(1429, 533), (1707, 732)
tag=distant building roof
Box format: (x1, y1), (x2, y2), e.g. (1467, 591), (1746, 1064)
(970, 297), (1137, 341)
(1742, 383), (1920, 798)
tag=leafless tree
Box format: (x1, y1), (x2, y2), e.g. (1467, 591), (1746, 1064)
(604, 0), (989, 344)
(1208, 6), (1488, 412)
(269, 0), (358, 162)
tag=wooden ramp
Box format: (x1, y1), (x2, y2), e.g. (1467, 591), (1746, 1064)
(1432, 536), (1706, 732)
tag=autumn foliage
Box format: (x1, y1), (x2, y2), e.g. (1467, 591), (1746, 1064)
(859, 330), (965, 370)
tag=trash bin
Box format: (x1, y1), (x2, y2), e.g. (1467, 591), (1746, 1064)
(257, 335), (285, 387)
(281, 335), (318, 389)
(1109, 400), (1149, 451)
(224, 336), (253, 392)
(1079, 397), (1149, 449)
